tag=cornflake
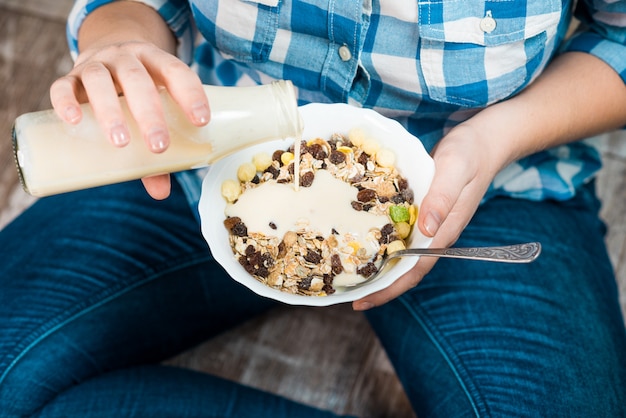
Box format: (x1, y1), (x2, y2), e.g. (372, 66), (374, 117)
(222, 133), (417, 297)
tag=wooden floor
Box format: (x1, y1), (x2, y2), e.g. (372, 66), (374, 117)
(1, 1), (624, 417)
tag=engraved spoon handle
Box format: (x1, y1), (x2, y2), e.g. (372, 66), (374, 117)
(388, 242), (542, 263)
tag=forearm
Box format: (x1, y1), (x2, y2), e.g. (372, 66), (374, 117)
(78, 1), (176, 54)
(463, 51), (626, 174)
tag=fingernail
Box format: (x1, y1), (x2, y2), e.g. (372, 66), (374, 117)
(191, 102), (210, 125)
(110, 124), (130, 146)
(424, 211), (441, 237)
(65, 106), (81, 124)
(147, 128), (168, 152)
(354, 302), (374, 311)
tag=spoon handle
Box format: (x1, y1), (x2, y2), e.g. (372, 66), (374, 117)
(390, 242), (542, 263)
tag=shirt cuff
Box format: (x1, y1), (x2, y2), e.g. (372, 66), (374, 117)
(562, 31), (626, 83)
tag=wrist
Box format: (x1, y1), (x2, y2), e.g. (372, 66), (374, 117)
(78, 1), (176, 54)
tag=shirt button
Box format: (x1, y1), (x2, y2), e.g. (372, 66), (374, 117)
(338, 45), (352, 61)
(480, 11), (497, 33)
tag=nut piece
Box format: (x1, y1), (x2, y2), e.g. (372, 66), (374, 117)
(375, 148), (395, 168)
(237, 162), (257, 182)
(252, 152), (273, 172)
(348, 128), (365, 146)
(361, 137), (380, 156)
(221, 179), (242, 202)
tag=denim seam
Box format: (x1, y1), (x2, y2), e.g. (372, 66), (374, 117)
(398, 294), (487, 417)
(0, 253), (214, 386)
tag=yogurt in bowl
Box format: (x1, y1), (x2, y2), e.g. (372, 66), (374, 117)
(199, 103), (434, 306)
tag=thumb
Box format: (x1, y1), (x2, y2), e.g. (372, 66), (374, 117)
(417, 152), (471, 238)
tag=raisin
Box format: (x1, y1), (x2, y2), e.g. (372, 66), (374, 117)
(351, 201), (364, 211)
(298, 276), (313, 290)
(300, 171), (315, 187)
(331, 254), (344, 275)
(358, 152), (369, 166)
(357, 262), (378, 278)
(402, 189), (414, 204)
(308, 143), (327, 160)
(272, 150), (284, 162)
(391, 193), (406, 204)
(231, 222), (248, 237)
(248, 251), (262, 267)
(349, 173), (364, 184)
(379, 223), (394, 244)
(251, 175), (260, 184)
(245, 245), (256, 256)
(357, 188), (376, 202)
(329, 150), (346, 165)
(223, 216), (242, 232)
(266, 165), (281, 179)
(257, 266), (270, 278)
(304, 250), (322, 265)
(322, 284), (336, 295)
(261, 252), (274, 269)
(278, 241), (287, 258)
(398, 178), (409, 191)
(269, 222), (277, 230)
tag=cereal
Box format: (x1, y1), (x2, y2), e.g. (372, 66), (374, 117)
(221, 132), (417, 296)
(386, 240), (406, 254)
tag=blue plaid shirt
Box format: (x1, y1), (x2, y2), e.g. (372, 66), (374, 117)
(67, 0), (626, 208)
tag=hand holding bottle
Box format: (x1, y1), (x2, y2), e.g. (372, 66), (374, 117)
(49, 2), (209, 199)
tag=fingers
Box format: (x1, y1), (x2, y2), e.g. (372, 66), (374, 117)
(141, 174), (172, 200)
(50, 75), (84, 124)
(110, 53), (170, 153)
(142, 51), (210, 126)
(50, 42), (208, 155)
(80, 61), (133, 147)
(417, 145), (472, 238)
(352, 256), (439, 311)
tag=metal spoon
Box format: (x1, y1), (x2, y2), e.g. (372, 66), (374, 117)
(341, 242), (541, 289)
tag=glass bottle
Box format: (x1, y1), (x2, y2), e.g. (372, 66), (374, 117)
(12, 80), (302, 197)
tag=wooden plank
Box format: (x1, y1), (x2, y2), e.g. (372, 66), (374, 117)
(596, 149), (626, 320)
(0, 0), (74, 21)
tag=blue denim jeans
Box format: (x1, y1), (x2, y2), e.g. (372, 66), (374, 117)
(0, 178), (624, 417)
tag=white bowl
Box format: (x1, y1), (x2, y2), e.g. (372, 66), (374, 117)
(199, 103), (434, 306)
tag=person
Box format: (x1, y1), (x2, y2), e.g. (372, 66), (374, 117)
(1, 0), (625, 416)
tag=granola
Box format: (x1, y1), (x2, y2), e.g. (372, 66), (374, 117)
(221, 130), (417, 297)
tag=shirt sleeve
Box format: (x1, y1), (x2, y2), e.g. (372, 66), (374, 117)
(66, 0), (196, 63)
(563, 0), (626, 82)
